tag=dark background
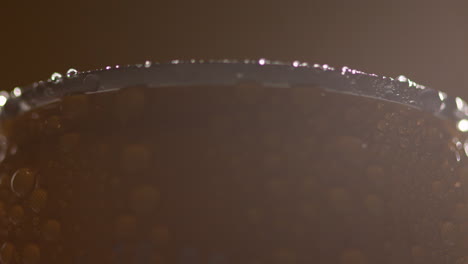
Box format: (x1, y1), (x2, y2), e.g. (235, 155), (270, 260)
(1, 0), (467, 98)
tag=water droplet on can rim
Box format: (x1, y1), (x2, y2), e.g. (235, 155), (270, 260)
(292, 61), (300, 67)
(341, 66), (349, 75)
(12, 87), (22, 97)
(458, 119), (468, 132)
(66, 68), (78, 78)
(50, 72), (63, 83)
(438, 91), (448, 101)
(0, 92), (9, 107)
(397, 75), (408, 82)
(144, 61), (152, 68)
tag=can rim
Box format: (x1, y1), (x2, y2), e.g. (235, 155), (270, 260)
(3, 59), (468, 130)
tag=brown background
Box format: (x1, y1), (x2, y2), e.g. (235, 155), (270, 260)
(1, 0), (467, 99)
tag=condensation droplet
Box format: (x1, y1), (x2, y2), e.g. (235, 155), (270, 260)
(458, 119), (468, 132)
(144, 61), (152, 68)
(258, 58), (266, 65)
(292, 61), (300, 67)
(29, 188), (48, 213)
(105, 66), (112, 70)
(397, 75), (408, 82)
(9, 205), (24, 224)
(438, 91), (448, 101)
(377, 120), (388, 131)
(66, 68), (78, 78)
(42, 219), (61, 241)
(12, 87), (22, 98)
(341, 66), (349, 75)
(50, 72), (63, 83)
(0, 242), (15, 264)
(22, 244), (40, 264)
(0, 92), (9, 107)
(456, 97), (466, 111)
(10, 168), (36, 197)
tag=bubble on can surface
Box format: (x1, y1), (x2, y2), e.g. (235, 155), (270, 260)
(8, 205), (24, 225)
(42, 219), (61, 241)
(0, 242), (15, 264)
(10, 168), (36, 197)
(22, 244), (40, 264)
(29, 188), (48, 213)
